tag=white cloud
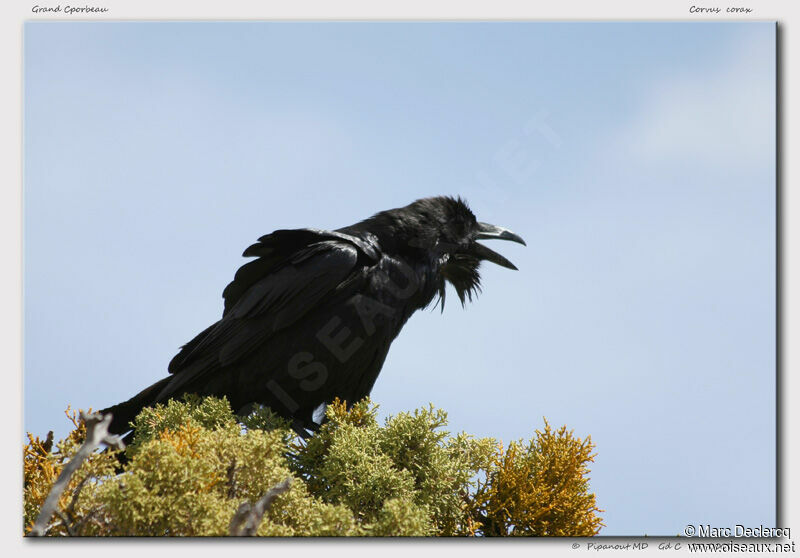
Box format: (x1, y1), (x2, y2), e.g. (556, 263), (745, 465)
(609, 31), (774, 172)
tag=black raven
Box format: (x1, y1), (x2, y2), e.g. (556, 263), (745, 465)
(102, 196), (525, 437)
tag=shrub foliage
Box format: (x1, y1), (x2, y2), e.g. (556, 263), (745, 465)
(24, 397), (603, 536)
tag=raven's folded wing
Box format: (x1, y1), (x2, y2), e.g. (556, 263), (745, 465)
(221, 228), (378, 317)
(164, 231), (375, 398)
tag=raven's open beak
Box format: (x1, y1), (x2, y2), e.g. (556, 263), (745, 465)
(473, 222), (526, 270)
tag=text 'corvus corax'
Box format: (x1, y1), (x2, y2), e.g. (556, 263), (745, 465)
(102, 196), (525, 438)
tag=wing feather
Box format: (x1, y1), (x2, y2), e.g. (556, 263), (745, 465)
(163, 234), (366, 399)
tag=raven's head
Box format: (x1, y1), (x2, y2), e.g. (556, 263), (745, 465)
(390, 196), (526, 309)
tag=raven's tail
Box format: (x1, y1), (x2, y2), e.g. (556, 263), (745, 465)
(101, 376), (174, 436)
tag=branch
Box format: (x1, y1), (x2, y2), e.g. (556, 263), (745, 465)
(28, 411), (125, 537)
(229, 478), (292, 536)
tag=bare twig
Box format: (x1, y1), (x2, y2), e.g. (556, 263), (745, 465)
(41, 431), (54, 453)
(229, 478), (292, 536)
(53, 510), (76, 537)
(226, 459), (238, 499)
(66, 475), (91, 517)
(73, 507), (101, 533)
(28, 411), (125, 537)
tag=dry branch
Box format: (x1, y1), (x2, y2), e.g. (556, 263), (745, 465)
(28, 411), (125, 537)
(229, 478), (292, 536)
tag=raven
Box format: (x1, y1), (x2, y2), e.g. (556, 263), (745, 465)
(102, 196), (525, 438)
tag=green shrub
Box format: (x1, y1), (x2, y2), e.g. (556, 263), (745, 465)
(24, 396), (603, 536)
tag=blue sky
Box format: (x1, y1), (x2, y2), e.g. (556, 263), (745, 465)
(24, 22), (775, 536)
